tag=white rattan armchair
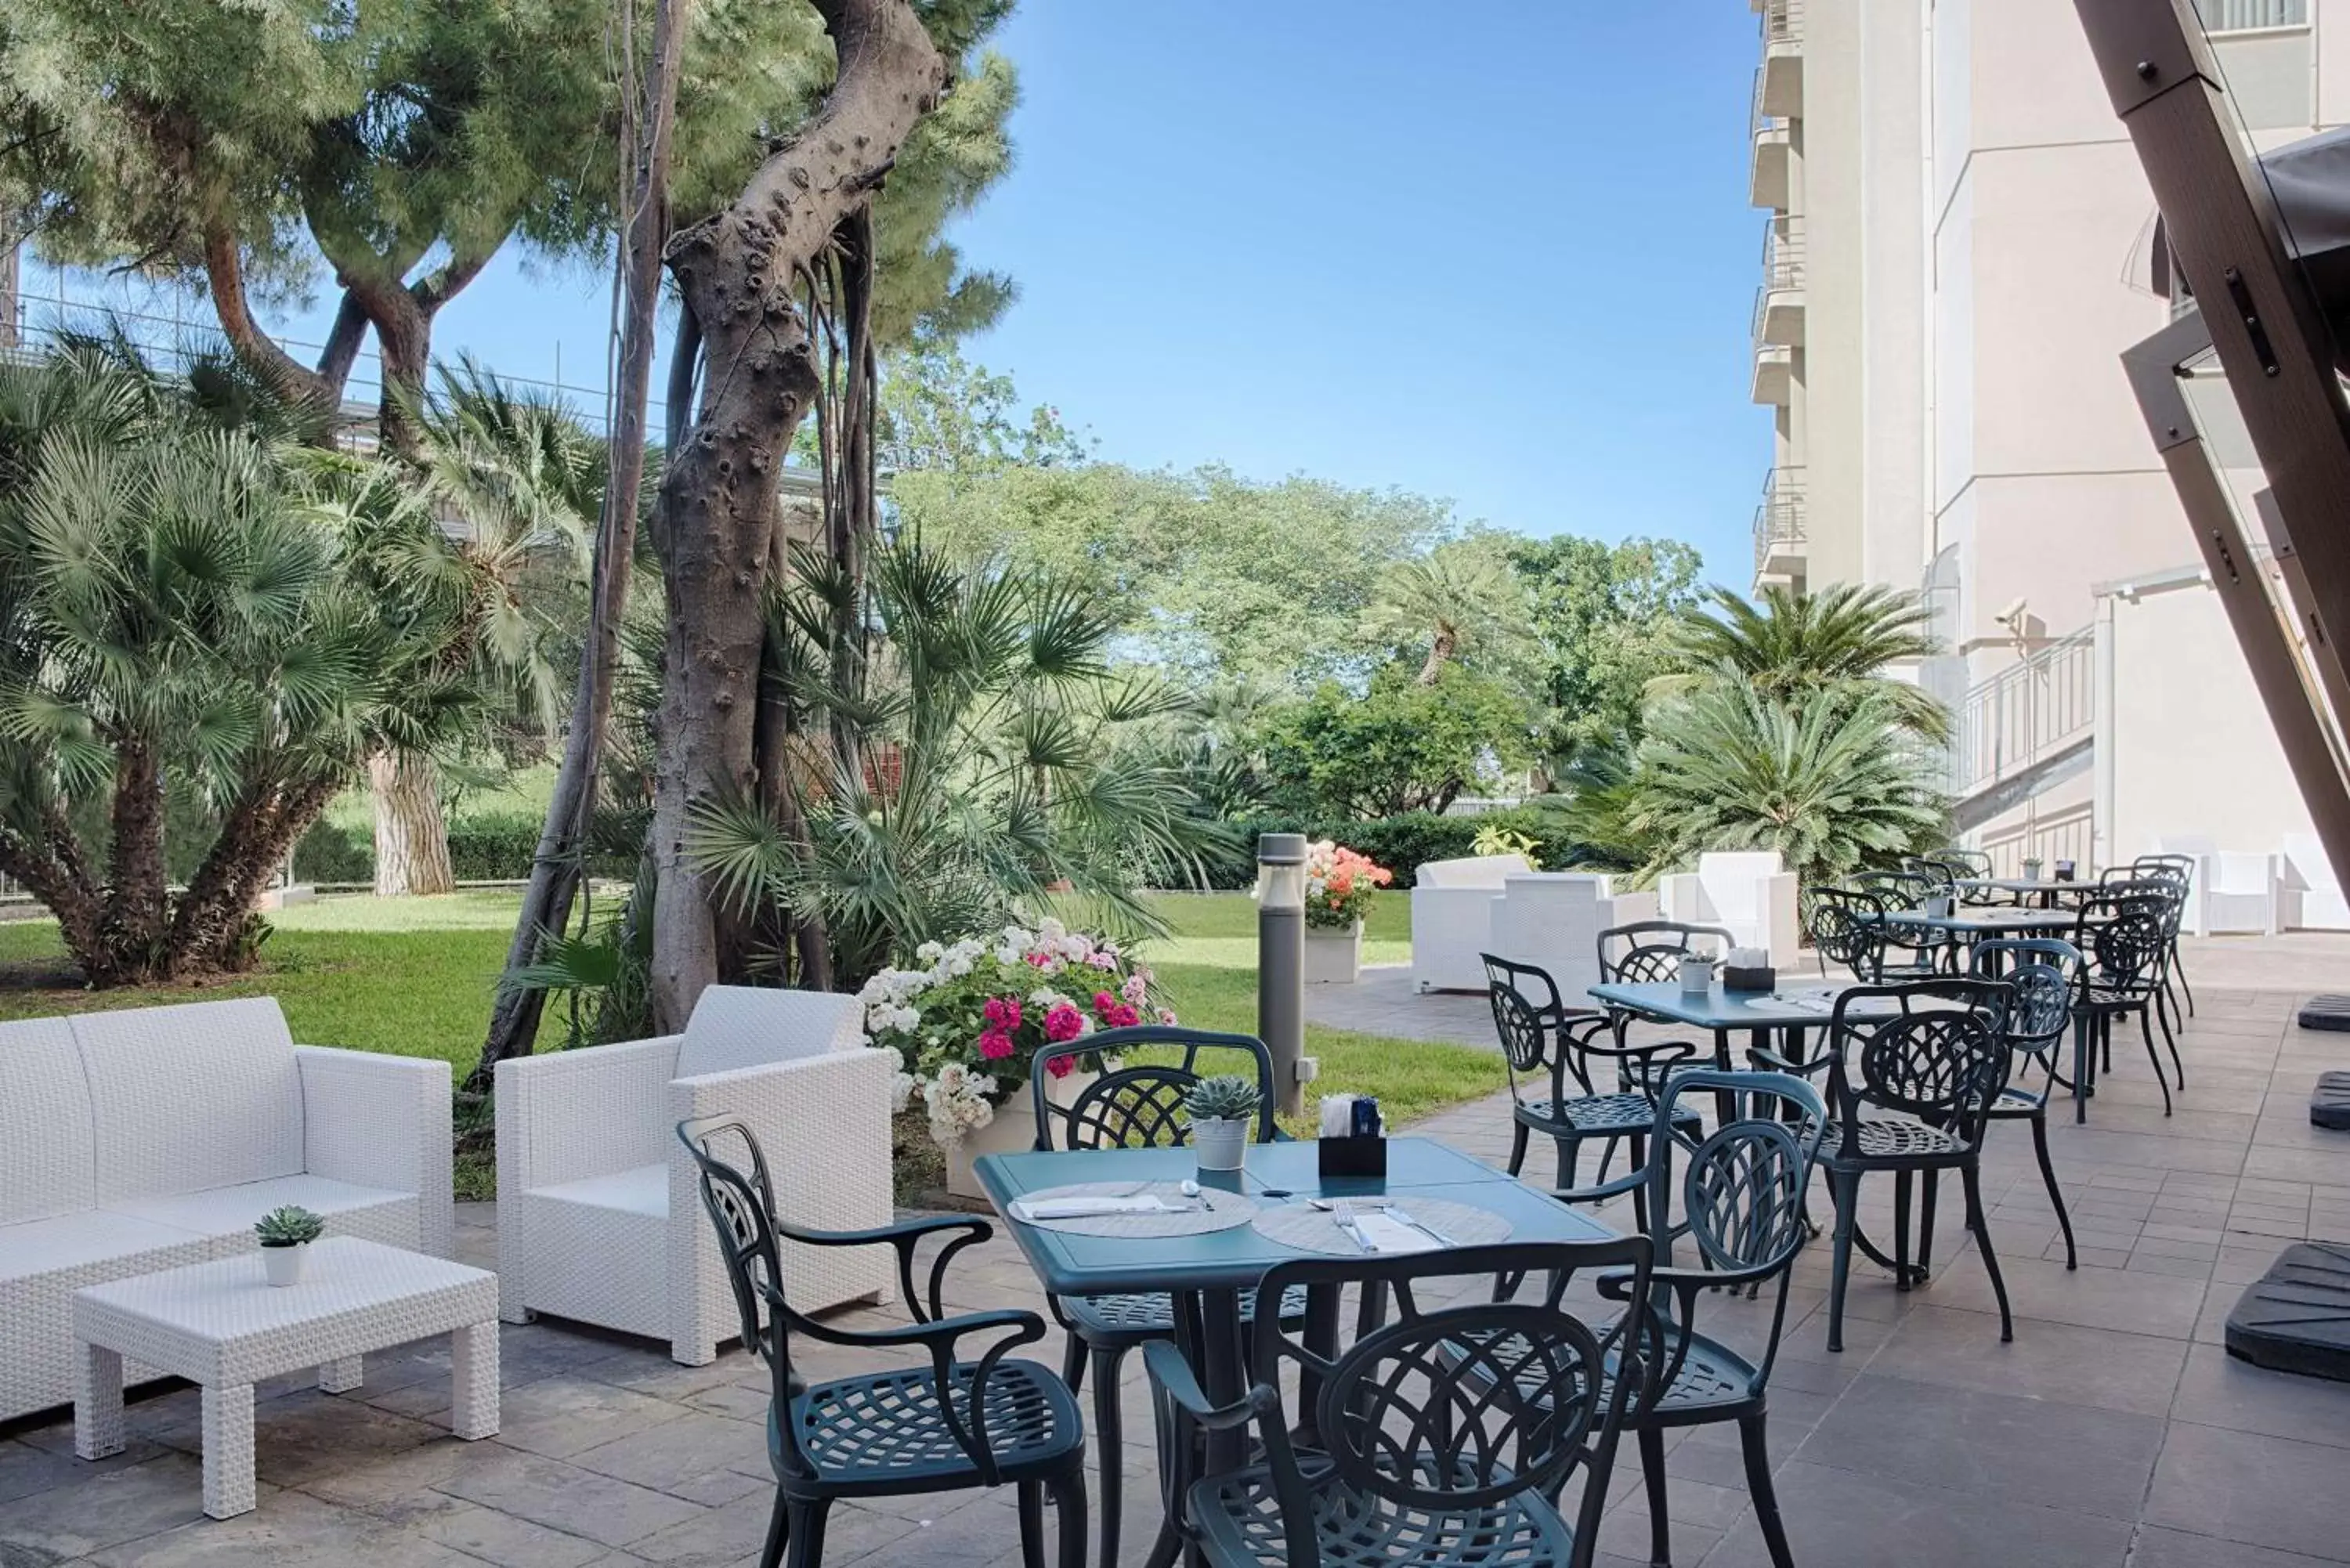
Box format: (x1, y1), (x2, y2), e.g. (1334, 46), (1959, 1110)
(494, 985), (895, 1365)
(0, 997), (451, 1422)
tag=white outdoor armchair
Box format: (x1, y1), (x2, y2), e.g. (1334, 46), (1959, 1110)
(495, 985), (895, 1365)
(1658, 851), (1801, 966)
(1410, 854), (1532, 992)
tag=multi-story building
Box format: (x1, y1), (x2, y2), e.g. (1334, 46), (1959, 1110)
(1747, 0), (2346, 890)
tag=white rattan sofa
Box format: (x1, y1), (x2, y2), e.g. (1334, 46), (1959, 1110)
(494, 985), (895, 1365)
(1659, 851), (1802, 966)
(0, 996), (452, 1422)
(1411, 854), (1535, 992)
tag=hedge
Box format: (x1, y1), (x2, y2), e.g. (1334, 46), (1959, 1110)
(1206, 807), (1589, 891)
(291, 811), (636, 885)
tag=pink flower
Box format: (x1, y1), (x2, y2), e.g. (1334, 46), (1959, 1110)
(1025, 951), (1055, 969)
(978, 1029), (1014, 1060)
(1045, 1053), (1075, 1079)
(1156, 1007), (1178, 1025)
(1044, 1002), (1085, 1043)
(982, 995), (1022, 1030)
(1119, 974), (1149, 1005)
(1092, 990), (1117, 1015)
(1087, 950), (1120, 971)
(1105, 1003), (1141, 1028)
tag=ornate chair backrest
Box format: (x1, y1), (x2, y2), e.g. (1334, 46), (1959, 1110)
(1631, 1068), (1826, 1396)
(1856, 868), (1934, 907)
(1940, 847), (1994, 879)
(1822, 979), (2012, 1155)
(1226, 1239), (1654, 1566)
(1029, 1024), (1278, 1151)
(674, 1115), (808, 1469)
(2133, 854), (2196, 893)
(1903, 857), (1961, 896)
(2070, 892), (2169, 998)
(1969, 938), (2082, 1070)
(1481, 953), (1568, 1098)
(1596, 919), (1734, 985)
(1806, 886), (1889, 980)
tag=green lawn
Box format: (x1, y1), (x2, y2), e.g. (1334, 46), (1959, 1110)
(0, 887), (1499, 1136)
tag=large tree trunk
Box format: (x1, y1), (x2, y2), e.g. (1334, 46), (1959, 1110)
(645, 0), (943, 1031)
(101, 732), (170, 959)
(472, 0), (693, 1090)
(369, 750), (455, 896)
(170, 774), (342, 972)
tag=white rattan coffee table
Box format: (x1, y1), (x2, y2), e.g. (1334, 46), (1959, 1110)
(71, 1237), (500, 1519)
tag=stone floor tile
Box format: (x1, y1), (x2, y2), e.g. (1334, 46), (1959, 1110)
(85, 1490), (476, 1568)
(1698, 1461), (2134, 1567)
(429, 1445), (706, 1549)
(1870, 1306), (2187, 1416)
(2145, 1422), (2350, 1561)
(2128, 1526), (2350, 1567)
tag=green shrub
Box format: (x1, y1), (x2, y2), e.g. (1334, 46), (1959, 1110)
(293, 820), (373, 884)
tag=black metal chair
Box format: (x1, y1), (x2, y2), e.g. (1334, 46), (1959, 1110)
(1972, 938), (2085, 1269)
(1143, 1237), (1656, 1568)
(2070, 890), (2181, 1118)
(1753, 977), (2016, 1353)
(1025, 1025), (1291, 1568)
(1482, 952), (1702, 1216)
(676, 1115), (1086, 1568)
(2131, 855), (2199, 1024)
(1556, 1068), (1827, 1568)
(1596, 919), (1744, 1115)
(1806, 885), (1933, 983)
(1856, 869), (1960, 974)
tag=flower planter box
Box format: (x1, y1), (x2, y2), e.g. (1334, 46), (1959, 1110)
(945, 1070), (1097, 1201)
(1304, 922), (1364, 985)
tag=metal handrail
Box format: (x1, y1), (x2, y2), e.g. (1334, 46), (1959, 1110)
(1762, 0), (1803, 49)
(1947, 627), (2097, 797)
(1752, 466), (1806, 573)
(1762, 218), (1805, 291)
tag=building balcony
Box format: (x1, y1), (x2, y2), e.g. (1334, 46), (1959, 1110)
(1757, 0), (1802, 117)
(1753, 465), (1806, 587)
(1748, 68), (1791, 211)
(1751, 218), (1805, 349)
(1752, 341), (1793, 405)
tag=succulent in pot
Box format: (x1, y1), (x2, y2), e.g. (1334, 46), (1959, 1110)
(254, 1205), (325, 1287)
(1184, 1075), (1262, 1172)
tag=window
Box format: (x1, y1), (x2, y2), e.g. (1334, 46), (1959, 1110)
(2195, 0), (2308, 32)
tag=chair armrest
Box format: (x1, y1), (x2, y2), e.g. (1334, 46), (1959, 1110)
(497, 1035), (682, 1194)
(296, 1046), (453, 1257)
(1141, 1339), (1269, 1432)
(667, 1046), (898, 1332)
(1747, 1044), (1831, 1077)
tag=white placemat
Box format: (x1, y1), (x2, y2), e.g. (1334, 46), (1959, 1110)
(1007, 1180), (1259, 1237)
(1253, 1195), (1512, 1256)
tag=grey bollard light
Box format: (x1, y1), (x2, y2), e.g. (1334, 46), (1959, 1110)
(1255, 833), (1308, 1118)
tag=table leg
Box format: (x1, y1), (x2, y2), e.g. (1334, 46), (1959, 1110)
(1292, 1283), (1340, 1447)
(319, 1355), (363, 1394)
(202, 1382), (257, 1519)
(74, 1343), (124, 1461)
(451, 1321), (500, 1440)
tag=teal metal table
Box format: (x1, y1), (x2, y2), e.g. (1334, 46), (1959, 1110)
(974, 1137), (1614, 1566)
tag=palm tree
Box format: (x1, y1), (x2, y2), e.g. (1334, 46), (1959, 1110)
(684, 540), (1227, 988)
(1627, 675), (1949, 889)
(1662, 582), (1947, 742)
(0, 341), (482, 983)
(363, 365), (598, 894)
(1365, 533), (1537, 686)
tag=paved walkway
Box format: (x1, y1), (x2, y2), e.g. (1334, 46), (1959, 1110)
(6, 953), (2350, 1566)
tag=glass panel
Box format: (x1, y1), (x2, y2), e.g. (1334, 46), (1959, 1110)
(2194, 0), (2308, 32)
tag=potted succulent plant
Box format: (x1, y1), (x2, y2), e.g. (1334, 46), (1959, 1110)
(255, 1205), (325, 1286)
(1184, 1075), (1262, 1172)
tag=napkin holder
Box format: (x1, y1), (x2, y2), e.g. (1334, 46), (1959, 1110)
(1318, 1133), (1387, 1180)
(1720, 945), (1774, 993)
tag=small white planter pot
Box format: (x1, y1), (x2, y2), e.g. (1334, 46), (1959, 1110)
(1303, 923), (1364, 984)
(261, 1244), (308, 1288)
(1191, 1117), (1249, 1172)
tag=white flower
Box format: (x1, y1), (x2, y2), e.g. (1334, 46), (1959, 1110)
(890, 1073), (916, 1113)
(1029, 988), (1063, 1008)
(891, 1006), (922, 1033)
(915, 941), (943, 963)
(946, 956), (973, 977)
(1038, 916), (1068, 943)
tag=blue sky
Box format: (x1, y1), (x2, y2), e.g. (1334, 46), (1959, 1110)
(25, 2), (1768, 580)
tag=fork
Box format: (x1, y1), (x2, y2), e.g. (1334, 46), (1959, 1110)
(1330, 1198), (1371, 1252)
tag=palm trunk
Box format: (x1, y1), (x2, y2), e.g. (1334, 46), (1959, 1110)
(1416, 629), (1456, 686)
(645, 0), (944, 1031)
(472, 0), (693, 1089)
(370, 750), (454, 896)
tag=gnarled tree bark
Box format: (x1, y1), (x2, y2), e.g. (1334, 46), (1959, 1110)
(369, 750), (456, 896)
(645, 0), (944, 1030)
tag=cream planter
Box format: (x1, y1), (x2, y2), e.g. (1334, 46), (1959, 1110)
(1191, 1117), (1249, 1171)
(261, 1245), (308, 1288)
(945, 1070), (1097, 1201)
(1304, 923), (1364, 984)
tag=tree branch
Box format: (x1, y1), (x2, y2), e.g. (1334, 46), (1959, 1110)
(199, 219), (333, 410)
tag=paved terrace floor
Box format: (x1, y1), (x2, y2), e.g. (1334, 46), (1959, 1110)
(6, 938), (2350, 1567)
